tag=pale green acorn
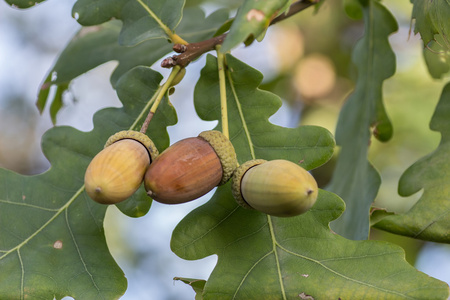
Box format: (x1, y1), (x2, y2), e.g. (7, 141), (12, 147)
(232, 159), (318, 217)
(84, 131), (158, 204)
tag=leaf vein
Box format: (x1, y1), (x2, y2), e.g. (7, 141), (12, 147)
(65, 206), (102, 296)
(277, 244), (415, 299)
(0, 186), (84, 262)
(223, 222), (268, 250)
(18, 249), (24, 300)
(83, 193), (102, 231)
(0, 199), (59, 212)
(318, 250), (402, 262)
(227, 69), (256, 160)
(269, 216), (287, 300)
(232, 251), (273, 300)
(414, 208), (450, 238)
(172, 205), (241, 253)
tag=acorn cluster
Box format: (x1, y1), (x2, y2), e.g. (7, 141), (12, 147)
(84, 130), (318, 217)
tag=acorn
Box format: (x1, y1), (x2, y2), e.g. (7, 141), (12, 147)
(144, 130), (237, 204)
(84, 130), (159, 204)
(231, 159), (318, 217)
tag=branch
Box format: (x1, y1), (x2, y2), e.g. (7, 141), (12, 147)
(161, 0), (318, 68)
(161, 34), (226, 68)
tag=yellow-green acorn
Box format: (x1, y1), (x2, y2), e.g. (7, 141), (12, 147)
(144, 130), (237, 204)
(84, 131), (158, 204)
(232, 159), (318, 217)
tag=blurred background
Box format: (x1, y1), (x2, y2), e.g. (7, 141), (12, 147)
(1, 0), (449, 299)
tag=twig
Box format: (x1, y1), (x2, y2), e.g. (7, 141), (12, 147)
(162, 34), (226, 68)
(161, 0), (318, 69)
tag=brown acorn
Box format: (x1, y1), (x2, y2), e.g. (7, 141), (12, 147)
(144, 130), (237, 204)
(84, 131), (158, 204)
(231, 159), (318, 217)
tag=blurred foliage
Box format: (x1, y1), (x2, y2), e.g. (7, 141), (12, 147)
(258, 0), (448, 260)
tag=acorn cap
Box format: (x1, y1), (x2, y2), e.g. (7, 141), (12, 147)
(231, 159), (267, 209)
(105, 130), (159, 162)
(198, 130), (238, 185)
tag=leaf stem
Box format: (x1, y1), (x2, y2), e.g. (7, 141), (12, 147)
(135, 0), (188, 45)
(140, 65), (182, 133)
(216, 45), (229, 139)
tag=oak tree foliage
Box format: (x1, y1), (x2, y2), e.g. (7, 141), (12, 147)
(1, 0), (450, 299)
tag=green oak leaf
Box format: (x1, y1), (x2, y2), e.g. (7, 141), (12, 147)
(369, 207), (395, 226)
(327, 0), (397, 240)
(410, 0), (450, 46)
(170, 52), (448, 300)
(48, 83), (69, 125)
(343, 0), (363, 20)
(373, 83), (450, 243)
(195, 54), (335, 169)
(177, 7), (229, 42)
(38, 8), (228, 123)
(72, 0), (185, 46)
(428, 0), (450, 46)
(220, 0), (290, 52)
(37, 20), (172, 122)
(4, 0), (45, 9)
(172, 186), (449, 299)
(0, 66), (176, 299)
(423, 35), (450, 79)
(410, 0), (450, 79)
(118, 0), (185, 45)
(71, 0), (127, 26)
(410, 0), (437, 44)
(174, 277), (206, 300)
